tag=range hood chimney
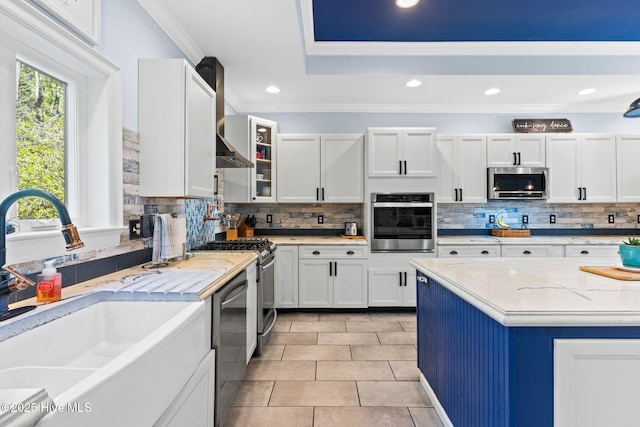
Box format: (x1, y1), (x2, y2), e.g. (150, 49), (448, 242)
(195, 57), (253, 169)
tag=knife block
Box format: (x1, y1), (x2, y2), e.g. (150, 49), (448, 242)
(226, 228), (238, 241)
(238, 223), (254, 237)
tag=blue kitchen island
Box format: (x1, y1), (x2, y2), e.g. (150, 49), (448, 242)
(411, 257), (640, 427)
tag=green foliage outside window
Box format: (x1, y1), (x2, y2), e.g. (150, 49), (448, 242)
(15, 61), (66, 219)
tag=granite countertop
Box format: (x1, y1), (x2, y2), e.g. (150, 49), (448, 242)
(410, 256), (640, 327)
(264, 235), (368, 245)
(438, 235), (629, 246)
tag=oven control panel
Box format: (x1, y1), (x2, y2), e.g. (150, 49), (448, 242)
(373, 193), (433, 203)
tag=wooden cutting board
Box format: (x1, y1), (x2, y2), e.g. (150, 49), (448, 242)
(580, 266), (640, 281)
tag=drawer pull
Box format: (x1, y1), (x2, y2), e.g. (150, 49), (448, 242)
(313, 250), (320, 255)
(580, 250), (589, 255)
(346, 250), (355, 255)
(449, 250), (458, 255)
(481, 250), (489, 255)
(523, 250), (532, 255)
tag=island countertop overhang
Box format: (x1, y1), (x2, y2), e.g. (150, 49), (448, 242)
(410, 256), (640, 327)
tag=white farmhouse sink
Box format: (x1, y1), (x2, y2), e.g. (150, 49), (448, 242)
(0, 298), (208, 427)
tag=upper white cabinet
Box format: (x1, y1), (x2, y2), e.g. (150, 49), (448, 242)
(616, 135), (640, 202)
(367, 128), (437, 177)
(139, 58), (216, 198)
(487, 134), (546, 167)
(546, 134), (616, 203)
(437, 134), (487, 203)
(224, 115), (277, 203)
(277, 134), (364, 203)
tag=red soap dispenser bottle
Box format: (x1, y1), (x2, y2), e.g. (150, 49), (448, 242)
(36, 260), (61, 303)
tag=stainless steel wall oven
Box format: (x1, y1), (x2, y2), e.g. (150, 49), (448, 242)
(371, 193), (435, 252)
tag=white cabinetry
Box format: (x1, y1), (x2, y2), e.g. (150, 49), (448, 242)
(275, 245), (299, 309)
(246, 261), (257, 362)
(368, 253), (424, 307)
(298, 246), (367, 308)
(616, 135), (640, 202)
(565, 245), (619, 257)
(139, 58), (216, 198)
(367, 128), (437, 177)
(546, 134), (616, 203)
(439, 245), (500, 257)
(501, 245), (565, 257)
(487, 134), (546, 167)
(224, 115), (277, 203)
(277, 134), (364, 203)
(154, 350), (215, 427)
(437, 134), (487, 203)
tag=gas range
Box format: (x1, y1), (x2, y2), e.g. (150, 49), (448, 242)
(192, 239), (275, 262)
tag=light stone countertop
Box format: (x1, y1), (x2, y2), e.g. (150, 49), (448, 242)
(263, 235), (368, 246)
(411, 256), (640, 327)
(438, 235), (631, 246)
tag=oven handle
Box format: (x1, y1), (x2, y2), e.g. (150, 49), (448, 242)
(262, 309), (278, 337)
(221, 280), (248, 307)
(260, 257), (276, 271)
(372, 202), (433, 208)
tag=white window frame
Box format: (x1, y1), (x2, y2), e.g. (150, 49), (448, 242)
(1, 1), (125, 264)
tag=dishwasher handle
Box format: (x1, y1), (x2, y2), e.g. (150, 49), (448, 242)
(221, 279), (248, 307)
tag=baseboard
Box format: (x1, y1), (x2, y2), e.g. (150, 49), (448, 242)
(419, 372), (454, 427)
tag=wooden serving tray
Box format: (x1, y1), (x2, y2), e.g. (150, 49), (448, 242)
(579, 266), (640, 281)
(490, 228), (531, 237)
(340, 234), (365, 239)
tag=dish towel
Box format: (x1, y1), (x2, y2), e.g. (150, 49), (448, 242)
(152, 214), (186, 263)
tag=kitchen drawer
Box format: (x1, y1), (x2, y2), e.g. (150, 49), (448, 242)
(299, 246), (367, 259)
(439, 245), (500, 258)
(565, 245), (619, 257)
(501, 245), (564, 257)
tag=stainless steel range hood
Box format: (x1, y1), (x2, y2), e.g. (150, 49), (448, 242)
(195, 57), (253, 169)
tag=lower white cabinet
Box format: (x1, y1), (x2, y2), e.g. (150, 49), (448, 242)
(154, 350), (215, 427)
(439, 245), (500, 257)
(565, 245), (619, 257)
(368, 253), (425, 307)
(298, 246), (368, 308)
(275, 245), (299, 308)
(246, 261), (257, 362)
(501, 245), (565, 257)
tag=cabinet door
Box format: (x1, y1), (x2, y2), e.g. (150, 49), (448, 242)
(277, 134), (321, 202)
(580, 135), (616, 202)
(616, 135), (640, 202)
(368, 269), (404, 307)
(436, 135), (458, 203)
(516, 134), (546, 167)
(501, 245), (564, 257)
(184, 67), (216, 197)
(546, 135), (580, 202)
(458, 135), (487, 203)
(402, 128), (436, 177)
(487, 134), (516, 167)
(299, 259), (333, 308)
(367, 128), (403, 177)
(402, 269), (417, 306)
(275, 246), (299, 308)
(321, 134), (364, 202)
(251, 117), (277, 202)
(334, 260), (367, 308)
(246, 262), (257, 362)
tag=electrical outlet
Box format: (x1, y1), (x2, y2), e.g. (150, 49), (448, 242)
(266, 214), (272, 224)
(129, 218), (142, 240)
(489, 215), (495, 224)
(608, 214), (615, 224)
(318, 215), (324, 224)
(637, 214), (640, 224)
(550, 214), (556, 224)
(522, 215), (529, 224)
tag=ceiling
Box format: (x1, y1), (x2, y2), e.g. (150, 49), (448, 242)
(144, 0), (640, 114)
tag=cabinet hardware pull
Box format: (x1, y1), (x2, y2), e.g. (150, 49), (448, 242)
(313, 250), (320, 255)
(517, 152), (522, 165)
(329, 262), (333, 276)
(399, 272), (403, 287)
(583, 187), (587, 200)
(459, 188), (463, 201)
(578, 187), (582, 200)
(346, 250), (354, 255)
(523, 250), (532, 255)
(399, 161), (403, 175)
(450, 250), (458, 255)
(404, 160), (407, 175)
(316, 188), (319, 201)
(513, 152), (517, 165)
(580, 250), (589, 255)
(481, 250), (489, 255)
(404, 271), (407, 286)
(334, 261), (337, 276)
(322, 187), (325, 201)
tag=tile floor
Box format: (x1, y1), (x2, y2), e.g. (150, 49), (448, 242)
(224, 311), (444, 427)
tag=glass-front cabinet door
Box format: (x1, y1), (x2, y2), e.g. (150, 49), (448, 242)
(250, 117), (277, 202)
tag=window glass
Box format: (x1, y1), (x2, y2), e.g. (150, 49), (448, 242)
(15, 61), (66, 219)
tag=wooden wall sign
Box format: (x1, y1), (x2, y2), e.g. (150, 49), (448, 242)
(512, 119), (573, 133)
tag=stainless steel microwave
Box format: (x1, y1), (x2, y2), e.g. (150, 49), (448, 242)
(487, 167), (548, 200)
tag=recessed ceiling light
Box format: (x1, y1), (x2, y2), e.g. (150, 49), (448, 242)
(578, 88), (597, 96)
(265, 86), (280, 94)
(406, 79), (422, 88)
(484, 88), (501, 96)
(395, 0), (420, 8)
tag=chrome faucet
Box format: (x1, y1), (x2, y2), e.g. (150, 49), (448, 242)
(1, 189), (84, 321)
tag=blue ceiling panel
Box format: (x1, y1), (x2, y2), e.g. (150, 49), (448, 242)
(312, 0), (640, 42)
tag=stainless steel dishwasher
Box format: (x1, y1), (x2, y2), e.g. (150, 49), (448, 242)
(212, 270), (247, 427)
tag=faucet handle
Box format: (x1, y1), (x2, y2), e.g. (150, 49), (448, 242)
(62, 224), (84, 250)
(2, 264), (36, 291)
